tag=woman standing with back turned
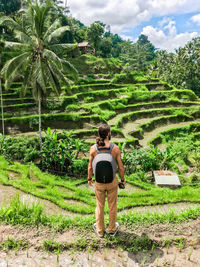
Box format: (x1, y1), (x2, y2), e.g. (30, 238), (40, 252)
(88, 124), (125, 238)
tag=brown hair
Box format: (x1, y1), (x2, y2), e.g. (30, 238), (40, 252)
(96, 124), (110, 147)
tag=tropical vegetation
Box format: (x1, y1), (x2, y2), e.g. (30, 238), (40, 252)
(1, 0), (200, 263)
(0, 0), (77, 149)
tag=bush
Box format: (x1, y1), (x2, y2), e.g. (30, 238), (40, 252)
(41, 128), (88, 177)
(112, 70), (147, 84)
(72, 159), (88, 177)
(0, 134), (40, 162)
(0, 129), (89, 178)
(119, 143), (178, 175)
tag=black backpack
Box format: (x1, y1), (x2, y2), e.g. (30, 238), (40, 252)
(92, 144), (117, 184)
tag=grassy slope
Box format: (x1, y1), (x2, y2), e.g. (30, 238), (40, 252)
(68, 55), (123, 75)
(1, 156), (200, 216)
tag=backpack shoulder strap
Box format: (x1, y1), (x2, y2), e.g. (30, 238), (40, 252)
(95, 144), (115, 154)
(94, 144), (100, 154)
(110, 143), (115, 152)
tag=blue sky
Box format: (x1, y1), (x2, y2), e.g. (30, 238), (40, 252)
(65, 0), (200, 52)
(125, 13), (200, 39)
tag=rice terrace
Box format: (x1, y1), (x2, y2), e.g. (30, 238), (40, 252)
(1, 0), (200, 266)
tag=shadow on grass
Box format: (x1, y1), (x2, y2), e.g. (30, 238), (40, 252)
(116, 230), (164, 266)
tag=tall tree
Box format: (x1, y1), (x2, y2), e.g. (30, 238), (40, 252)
(99, 37), (112, 58)
(0, 0), (77, 148)
(119, 36), (156, 71)
(0, 39), (4, 136)
(0, 79), (3, 136)
(87, 22), (104, 53)
(149, 37), (200, 95)
(137, 34), (156, 61)
(0, 0), (21, 15)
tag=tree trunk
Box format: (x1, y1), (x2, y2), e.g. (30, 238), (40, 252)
(0, 78), (5, 137)
(38, 92), (42, 151)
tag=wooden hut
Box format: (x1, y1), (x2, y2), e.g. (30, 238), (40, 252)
(78, 42), (92, 55)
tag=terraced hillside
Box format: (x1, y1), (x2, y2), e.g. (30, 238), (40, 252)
(1, 74), (200, 148)
(2, 74), (200, 266)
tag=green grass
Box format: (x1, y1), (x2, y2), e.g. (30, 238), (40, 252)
(68, 55), (123, 75)
(1, 72), (198, 139)
(1, 193), (200, 233)
(0, 113), (106, 133)
(150, 121), (200, 146)
(1, 156), (200, 216)
(116, 106), (199, 129)
(0, 237), (28, 251)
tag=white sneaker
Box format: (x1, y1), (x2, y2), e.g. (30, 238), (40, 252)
(109, 222), (119, 236)
(93, 223), (104, 238)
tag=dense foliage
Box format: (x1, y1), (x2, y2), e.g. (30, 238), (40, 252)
(2, 127), (198, 184)
(119, 35), (156, 71)
(41, 128), (88, 176)
(149, 37), (200, 95)
(0, 0), (21, 15)
(119, 143), (178, 176)
(0, 129), (88, 177)
(0, 0), (78, 149)
(0, 0), (156, 73)
(160, 132), (200, 183)
(0, 134), (39, 162)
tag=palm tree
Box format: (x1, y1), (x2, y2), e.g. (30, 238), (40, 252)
(0, 79), (4, 137)
(0, 40), (5, 136)
(0, 0), (77, 149)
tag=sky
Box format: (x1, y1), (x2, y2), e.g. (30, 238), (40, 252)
(63, 0), (200, 52)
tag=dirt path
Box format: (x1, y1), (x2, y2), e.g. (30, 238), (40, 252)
(108, 112), (134, 126)
(140, 119), (200, 147)
(119, 202), (200, 214)
(123, 118), (153, 139)
(1, 218), (200, 266)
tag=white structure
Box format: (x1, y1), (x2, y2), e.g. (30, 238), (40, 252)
(153, 170), (181, 188)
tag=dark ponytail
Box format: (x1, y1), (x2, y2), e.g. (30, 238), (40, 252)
(96, 137), (105, 147)
(96, 124), (110, 147)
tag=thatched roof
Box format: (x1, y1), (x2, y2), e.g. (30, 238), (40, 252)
(78, 42), (91, 48)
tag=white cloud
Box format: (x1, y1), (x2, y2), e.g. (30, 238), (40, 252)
(120, 34), (135, 42)
(66, 0), (200, 33)
(141, 20), (198, 52)
(191, 13), (200, 25)
(64, 0), (200, 51)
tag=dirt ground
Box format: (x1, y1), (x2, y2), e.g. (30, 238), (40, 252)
(1, 218), (200, 266)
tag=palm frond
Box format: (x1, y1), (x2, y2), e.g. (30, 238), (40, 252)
(21, 61), (35, 97)
(43, 49), (62, 68)
(4, 69), (21, 90)
(49, 43), (77, 53)
(43, 63), (61, 96)
(0, 16), (21, 31)
(48, 61), (70, 86)
(14, 30), (34, 45)
(61, 59), (78, 81)
(46, 26), (70, 44)
(4, 41), (31, 51)
(1, 52), (30, 81)
(32, 76), (39, 101)
(33, 2), (52, 38)
(36, 59), (47, 96)
(43, 19), (60, 41)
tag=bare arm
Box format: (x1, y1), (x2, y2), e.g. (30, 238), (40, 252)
(88, 146), (95, 186)
(115, 146), (125, 183)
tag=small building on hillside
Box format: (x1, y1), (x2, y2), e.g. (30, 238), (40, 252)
(78, 42), (93, 55)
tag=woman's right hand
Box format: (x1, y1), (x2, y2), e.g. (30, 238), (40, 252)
(88, 179), (93, 186)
